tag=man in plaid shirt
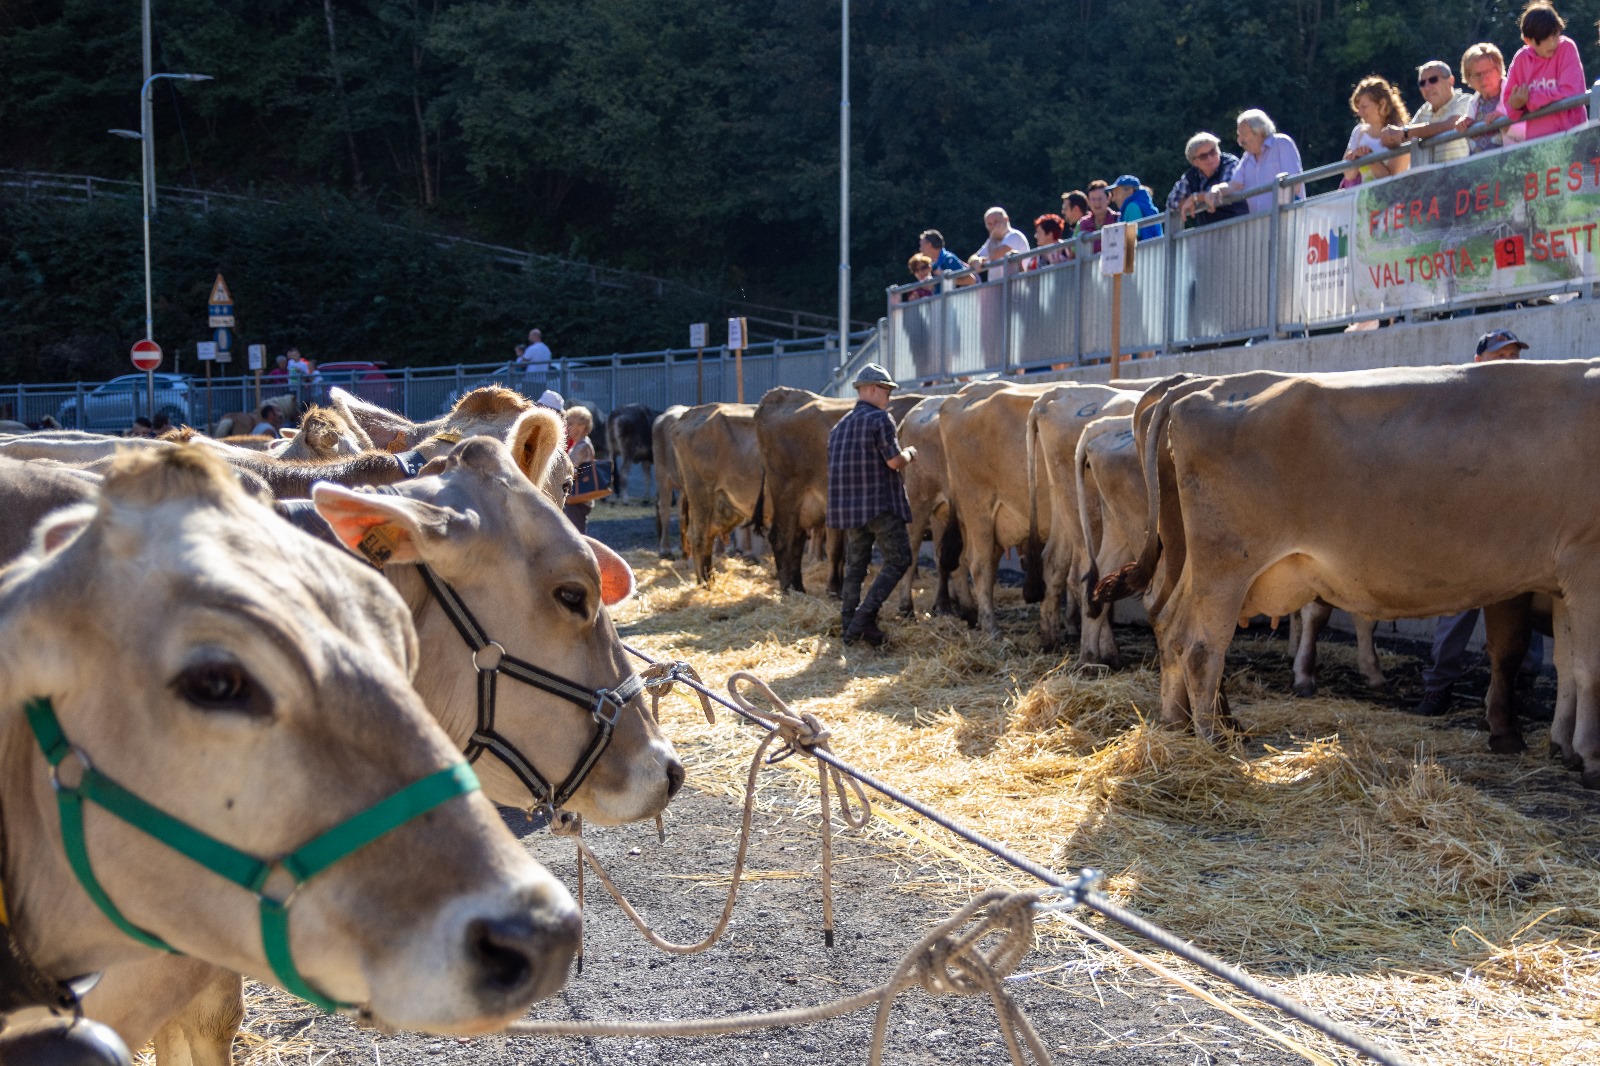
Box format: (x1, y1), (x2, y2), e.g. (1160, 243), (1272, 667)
(827, 364), (918, 646)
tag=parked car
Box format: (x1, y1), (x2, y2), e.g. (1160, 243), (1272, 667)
(56, 373), (193, 431)
(314, 361), (403, 410)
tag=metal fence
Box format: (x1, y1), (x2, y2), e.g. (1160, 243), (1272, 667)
(0, 335), (860, 432)
(879, 86), (1600, 383)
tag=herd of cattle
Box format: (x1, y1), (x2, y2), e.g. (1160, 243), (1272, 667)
(626, 361), (1592, 788)
(0, 387), (683, 1062)
(0, 361), (1590, 1062)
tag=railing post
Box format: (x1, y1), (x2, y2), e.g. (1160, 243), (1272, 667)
(1074, 231), (1086, 364)
(1588, 79), (1600, 123)
(1162, 212), (1178, 356)
(402, 366), (413, 420)
(1000, 262), (1013, 373)
(610, 353), (620, 411)
(1266, 173), (1287, 340)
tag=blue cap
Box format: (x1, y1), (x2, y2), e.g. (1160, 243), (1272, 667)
(1112, 174), (1141, 188)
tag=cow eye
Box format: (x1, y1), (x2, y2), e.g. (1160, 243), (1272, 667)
(174, 660), (268, 716)
(562, 478), (576, 498)
(554, 585), (587, 615)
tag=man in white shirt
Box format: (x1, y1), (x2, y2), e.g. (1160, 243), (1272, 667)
(517, 328), (553, 370)
(1381, 60), (1474, 163)
(969, 207), (1030, 281)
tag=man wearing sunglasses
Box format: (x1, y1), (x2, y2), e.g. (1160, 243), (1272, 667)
(1165, 132), (1246, 229)
(1380, 60), (1473, 163)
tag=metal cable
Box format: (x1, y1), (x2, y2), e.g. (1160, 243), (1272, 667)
(623, 642), (1420, 1066)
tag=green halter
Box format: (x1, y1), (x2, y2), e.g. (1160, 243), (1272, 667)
(23, 696), (481, 1012)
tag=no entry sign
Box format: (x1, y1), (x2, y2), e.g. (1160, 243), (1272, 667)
(130, 339), (162, 372)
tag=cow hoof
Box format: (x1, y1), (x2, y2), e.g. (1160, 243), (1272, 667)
(1488, 733), (1528, 756)
(1291, 681), (1317, 698)
(1582, 767), (1600, 791)
(658, 550), (675, 559)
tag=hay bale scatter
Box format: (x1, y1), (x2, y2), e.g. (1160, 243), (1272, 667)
(617, 549), (1600, 1065)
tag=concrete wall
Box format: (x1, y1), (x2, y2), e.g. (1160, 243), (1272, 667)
(1054, 293), (1598, 383)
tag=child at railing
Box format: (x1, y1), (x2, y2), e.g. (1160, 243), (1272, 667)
(1498, 1), (1587, 142)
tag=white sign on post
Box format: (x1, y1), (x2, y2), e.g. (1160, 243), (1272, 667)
(726, 317), (744, 350)
(689, 322), (707, 349)
(247, 344), (265, 371)
(195, 341), (218, 362)
(1099, 222), (1135, 276)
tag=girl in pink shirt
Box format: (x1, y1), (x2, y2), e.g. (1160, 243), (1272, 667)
(1499, 3), (1587, 141)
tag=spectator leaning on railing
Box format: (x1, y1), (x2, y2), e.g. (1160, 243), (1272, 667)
(1028, 214), (1070, 268)
(1380, 60), (1473, 163)
(1458, 43), (1508, 153)
(1498, 1), (1587, 142)
(970, 206), (1030, 280)
(1207, 109), (1304, 214)
(1076, 179), (1119, 254)
(1058, 190), (1089, 258)
(917, 229), (967, 288)
(1108, 176), (1164, 240)
(1166, 132), (1246, 229)
(1343, 77), (1411, 185)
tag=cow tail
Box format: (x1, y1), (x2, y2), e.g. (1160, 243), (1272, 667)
(1094, 389), (1179, 604)
(1076, 419), (1108, 620)
(938, 501), (964, 575)
(1022, 400), (1045, 604)
(751, 472), (767, 538)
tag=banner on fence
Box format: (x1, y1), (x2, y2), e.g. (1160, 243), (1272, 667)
(1294, 188), (1357, 324)
(1354, 123), (1600, 312)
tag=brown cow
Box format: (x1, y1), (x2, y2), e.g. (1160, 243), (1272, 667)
(652, 405), (688, 557)
(1026, 383), (1141, 659)
(1096, 364), (1596, 781)
(893, 394), (969, 618)
(937, 381), (1058, 636)
(1077, 412), (1387, 694)
(753, 387), (924, 596)
(671, 402), (764, 583)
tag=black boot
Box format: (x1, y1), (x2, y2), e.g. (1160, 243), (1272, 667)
(844, 609), (886, 647)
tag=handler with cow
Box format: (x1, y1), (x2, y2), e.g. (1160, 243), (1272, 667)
(827, 364), (918, 647)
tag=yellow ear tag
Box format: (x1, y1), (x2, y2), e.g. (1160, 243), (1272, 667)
(432, 431), (463, 445)
(357, 523), (401, 568)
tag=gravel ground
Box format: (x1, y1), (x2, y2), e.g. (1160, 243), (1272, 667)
(236, 786), (1308, 1066)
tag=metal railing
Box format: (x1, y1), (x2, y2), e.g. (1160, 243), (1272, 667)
(0, 332), (874, 432)
(880, 84), (1600, 383)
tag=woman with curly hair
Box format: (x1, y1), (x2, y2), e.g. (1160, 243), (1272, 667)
(1343, 76), (1411, 184)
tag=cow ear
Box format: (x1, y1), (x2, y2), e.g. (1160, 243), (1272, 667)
(310, 483), (474, 568)
(508, 408), (565, 485)
(329, 387), (412, 451)
(587, 536), (635, 606)
(36, 503), (96, 556)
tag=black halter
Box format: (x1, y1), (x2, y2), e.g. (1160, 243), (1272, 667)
(415, 564), (645, 827)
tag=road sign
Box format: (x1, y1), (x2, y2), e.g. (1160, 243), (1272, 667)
(247, 344), (265, 371)
(130, 339), (162, 372)
(196, 341), (217, 361)
(689, 322), (707, 349)
(207, 275), (234, 305)
(213, 327), (232, 362)
(727, 317), (747, 351)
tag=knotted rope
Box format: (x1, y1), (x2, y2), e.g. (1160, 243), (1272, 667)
(505, 889), (1053, 1066)
(550, 670), (869, 959)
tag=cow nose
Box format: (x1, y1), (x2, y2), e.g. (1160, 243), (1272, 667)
(466, 907), (580, 1005)
(665, 757), (686, 800)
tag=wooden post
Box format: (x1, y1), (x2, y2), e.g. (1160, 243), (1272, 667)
(696, 345), (704, 404)
(1110, 273), (1123, 380)
(735, 346), (744, 403)
(253, 370), (261, 411)
(203, 359), (213, 431)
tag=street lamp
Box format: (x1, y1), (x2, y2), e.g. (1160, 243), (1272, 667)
(113, 72), (212, 345)
(109, 71), (211, 420)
